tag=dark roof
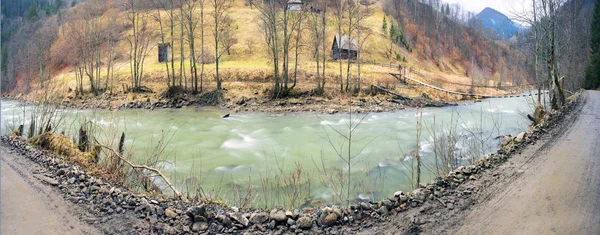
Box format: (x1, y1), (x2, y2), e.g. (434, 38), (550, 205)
(333, 34), (358, 51)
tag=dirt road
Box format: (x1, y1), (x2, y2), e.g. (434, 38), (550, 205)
(1, 146), (100, 235)
(454, 90), (600, 234)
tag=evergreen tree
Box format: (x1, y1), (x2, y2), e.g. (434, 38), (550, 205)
(382, 16), (388, 35)
(585, 0), (600, 89)
(390, 24), (396, 43)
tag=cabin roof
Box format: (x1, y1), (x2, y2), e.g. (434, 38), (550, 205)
(333, 34), (358, 51)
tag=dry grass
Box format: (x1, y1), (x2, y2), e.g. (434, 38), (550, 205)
(13, 0), (524, 104)
(28, 132), (97, 170)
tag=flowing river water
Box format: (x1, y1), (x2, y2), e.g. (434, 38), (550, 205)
(0, 95), (542, 208)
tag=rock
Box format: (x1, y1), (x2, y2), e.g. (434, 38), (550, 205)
(250, 212), (268, 224)
(219, 214), (233, 227)
(68, 177), (76, 184)
(296, 217), (312, 230)
(447, 203), (455, 210)
(323, 213), (338, 227)
(269, 209), (287, 222)
(378, 206), (389, 215)
(469, 175), (477, 181)
(360, 202), (371, 210)
(185, 204), (206, 222)
(229, 212), (249, 227)
(39, 175), (59, 186)
(411, 189), (426, 203)
(499, 135), (513, 147)
(191, 222), (208, 232)
(462, 166), (474, 175)
(165, 208), (177, 218)
(515, 132), (526, 143)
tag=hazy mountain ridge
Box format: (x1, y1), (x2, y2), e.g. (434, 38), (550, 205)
(475, 7), (523, 39)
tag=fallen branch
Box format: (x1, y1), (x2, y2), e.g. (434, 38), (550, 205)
(94, 142), (182, 199)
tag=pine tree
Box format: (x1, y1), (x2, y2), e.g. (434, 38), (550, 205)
(382, 16), (388, 35)
(390, 24), (396, 43)
(584, 0), (600, 89)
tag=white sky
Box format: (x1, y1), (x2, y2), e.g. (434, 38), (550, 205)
(442, 0), (533, 17)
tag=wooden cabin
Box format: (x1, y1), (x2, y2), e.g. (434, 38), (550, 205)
(288, 0), (303, 11)
(158, 43), (171, 62)
(331, 34), (358, 60)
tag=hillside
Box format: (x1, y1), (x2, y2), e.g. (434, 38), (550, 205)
(475, 7), (523, 40)
(1, 0), (530, 107)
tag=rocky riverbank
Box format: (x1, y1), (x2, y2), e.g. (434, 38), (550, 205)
(3, 89), (459, 114)
(0, 92), (580, 234)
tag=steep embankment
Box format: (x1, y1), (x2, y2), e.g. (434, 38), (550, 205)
(2, 0), (527, 110)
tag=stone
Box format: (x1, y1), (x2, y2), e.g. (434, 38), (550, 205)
(296, 217), (312, 230)
(68, 177), (76, 184)
(229, 212), (249, 227)
(515, 132), (526, 143)
(360, 202), (372, 210)
(462, 166), (473, 175)
(165, 208), (177, 218)
(411, 189), (426, 202)
(378, 206), (389, 215)
(250, 212), (268, 224)
(219, 215), (233, 227)
(469, 175), (477, 181)
(323, 213), (338, 227)
(191, 222), (208, 232)
(185, 204), (206, 222)
(499, 135), (513, 146)
(447, 203), (455, 210)
(40, 175), (59, 186)
(269, 209), (287, 222)
(380, 198), (393, 209)
(287, 218), (295, 226)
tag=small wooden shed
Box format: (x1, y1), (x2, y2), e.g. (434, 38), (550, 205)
(158, 43), (171, 62)
(332, 34), (358, 60)
(288, 0), (303, 11)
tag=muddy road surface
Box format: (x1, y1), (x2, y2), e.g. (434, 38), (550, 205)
(453, 91), (600, 234)
(1, 147), (100, 235)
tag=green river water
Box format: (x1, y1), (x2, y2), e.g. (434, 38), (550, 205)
(0, 95), (541, 208)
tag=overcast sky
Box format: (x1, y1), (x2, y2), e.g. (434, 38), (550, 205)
(442, 0), (532, 17)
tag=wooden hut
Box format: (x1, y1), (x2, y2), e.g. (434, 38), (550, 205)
(331, 34), (358, 60)
(158, 43), (171, 62)
(288, 0), (303, 11)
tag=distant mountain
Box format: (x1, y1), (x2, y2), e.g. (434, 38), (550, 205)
(475, 7), (523, 39)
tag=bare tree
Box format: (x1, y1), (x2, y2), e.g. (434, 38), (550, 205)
(127, 0), (153, 90)
(209, 0), (233, 90)
(308, 0), (327, 92)
(182, 0), (202, 94)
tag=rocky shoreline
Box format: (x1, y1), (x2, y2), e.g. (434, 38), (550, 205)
(0, 92), (580, 234)
(2, 91), (459, 114)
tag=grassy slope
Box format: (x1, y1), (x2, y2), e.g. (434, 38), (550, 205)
(35, 0), (515, 104)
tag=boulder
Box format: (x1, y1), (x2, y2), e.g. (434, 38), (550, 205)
(269, 209), (287, 223)
(185, 204), (206, 222)
(250, 212), (269, 224)
(296, 217), (313, 230)
(515, 132), (526, 143)
(165, 208), (177, 218)
(322, 213), (338, 227)
(229, 212), (249, 227)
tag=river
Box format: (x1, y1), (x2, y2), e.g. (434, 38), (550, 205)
(0, 95), (542, 208)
